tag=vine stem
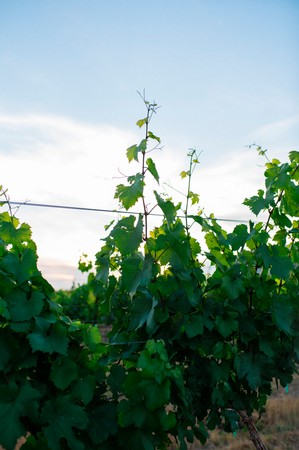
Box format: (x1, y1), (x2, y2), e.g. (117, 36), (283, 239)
(185, 150), (194, 235)
(2, 187), (14, 220)
(238, 410), (268, 450)
(141, 102), (151, 241)
(139, 95), (159, 241)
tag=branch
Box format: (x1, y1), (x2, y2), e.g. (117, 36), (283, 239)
(238, 410), (268, 450)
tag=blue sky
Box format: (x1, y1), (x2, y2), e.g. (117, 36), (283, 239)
(0, 0), (298, 288)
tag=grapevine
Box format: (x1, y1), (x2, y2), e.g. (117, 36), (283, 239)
(0, 98), (298, 450)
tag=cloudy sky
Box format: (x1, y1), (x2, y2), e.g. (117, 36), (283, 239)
(0, 0), (298, 289)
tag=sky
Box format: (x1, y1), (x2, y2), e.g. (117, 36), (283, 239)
(0, 0), (298, 289)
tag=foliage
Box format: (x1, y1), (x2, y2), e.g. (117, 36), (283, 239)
(0, 97), (299, 450)
(0, 190), (112, 450)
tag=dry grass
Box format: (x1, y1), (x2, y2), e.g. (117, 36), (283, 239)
(184, 375), (299, 450)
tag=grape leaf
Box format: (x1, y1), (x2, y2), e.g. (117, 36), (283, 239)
(118, 400), (149, 427)
(124, 429), (155, 450)
(215, 312), (238, 338)
(28, 323), (69, 355)
(0, 383), (41, 450)
(148, 131), (161, 142)
(185, 315), (204, 338)
(129, 296), (156, 330)
(110, 215), (143, 256)
(139, 378), (171, 410)
(146, 157), (159, 183)
(136, 118), (147, 128)
(272, 296), (294, 335)
(41, 396), (88, 450)
(243, 190), (269, 215)
(71, 375), (96, 405)
(7, 288), (44, 321)
(115, 173), (145, 210)
(0, 220), (32, 247)
(50, 356), (79, 390)
(154, 191), (176, 227)
(126, 144), (138, 162)
(235, 353), (266, 389)
(1, 248), (40, 284)
(121, 253), (153, 297)
(87, 402), (118, 444)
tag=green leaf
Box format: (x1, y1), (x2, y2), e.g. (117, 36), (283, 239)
(110, 215), (143, 256)
(115, 173), (145, 209)
(235, 353), (266, 389)
(271, 255), (293, 279)
(259, 339), (275, 357)
(121, 253), (153, 297)
(215, 312), (238, 338)
(83, 324), (102, 350)
(189, 191), (199, 205)
(41, 396), (88, 450)
(1, 248), (40, 284)
(243, 189), (272, 215)
(154, 191), (176, 227)
(137, 340), (169, 383)
(273, 229), (287, 245)
(121, 254), (143, 296)
(227, 224), (249, 251)
(71, 375), (96, 405)
(289, 150), (299, 163)
(272, 296), (294, 335)
(185, 315), (204, 338)
(159, 410), (176, 431)
(282, 182), (299, 216)
(95, 247), (111, 284)
(108, 365), (126, 397)
(148, 131), (161, 142)
(257, 244), (293, 279)
(136, 118), (148, 128)
(153, 221), (191, 271)
(87, 402), (118, 444)
(205, 232), (219, 250)
(139, 378), (171, 410)
(0, 220), (32, 247)
(7, 288), (44, 321)
(180, 170), (189, 179)
(28, 323), (69, 355)
(223, 409), (240, 433)
(271, 209), (292, 229)
(0, 297), (10, 319)
(129, 296), (157, 330)
(146, 157), (159, 183)
(0, 383), (41, 450)
(127, 139), (147, 162)
(78, 254), (92, 273)
(118, 400), (149, 428)
(50, 356), (79, 390)
(124, 429), (155, 450)
(221, 275), (245, 300)
(126, 144), (138, 162)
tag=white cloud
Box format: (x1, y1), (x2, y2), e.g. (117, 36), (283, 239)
(255, 115), (299, 137)
(249, 115), (299, 153)
(0, 113), (138, 205)
(0, 113), (140, 288)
